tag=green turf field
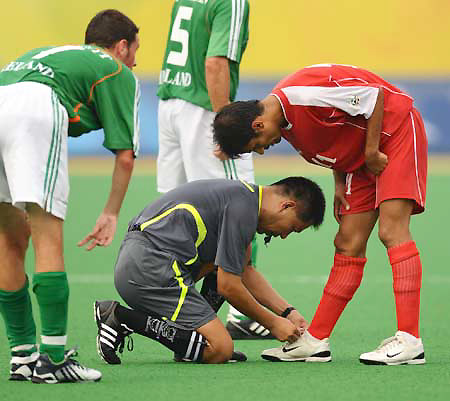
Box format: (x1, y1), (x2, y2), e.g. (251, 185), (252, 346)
(1, 166), (449, 400)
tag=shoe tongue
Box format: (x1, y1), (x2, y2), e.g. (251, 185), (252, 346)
(396, 331), (417, 344)
(304, 330), (324, 344)
(64, 347), (78, 359)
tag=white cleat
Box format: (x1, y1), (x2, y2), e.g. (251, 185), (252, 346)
(359, 331), (426, 366)
(261, 330), (331, 362)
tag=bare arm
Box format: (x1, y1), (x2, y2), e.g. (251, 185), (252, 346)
(333, 170), (349, 223)
(364, 89), (387, 175)
(205, 56), (232, 161)
(205, 56), (230, 113)
(217, 267), (300, 342)
(78, 149), (134, 250)
(241, 265), (309, 329)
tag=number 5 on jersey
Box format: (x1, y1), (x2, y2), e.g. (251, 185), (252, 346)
(167, 6), (193, 67)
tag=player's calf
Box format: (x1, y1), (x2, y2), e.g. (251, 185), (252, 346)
(95, 300), (208, 363)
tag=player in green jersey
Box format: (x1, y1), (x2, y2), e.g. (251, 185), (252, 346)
(157, 0), (269, 342)
(0, 9), (140, 383)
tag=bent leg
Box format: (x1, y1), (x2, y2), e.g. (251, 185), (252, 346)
(0, 203), (30, 290)
(112, 304), (232, 364)
(196, 317), (233, 363)
(308, 211), (378, 339)
(379, 199), (422, 337)
(27, 203), (68, 363)
(0, 203), (37, 351)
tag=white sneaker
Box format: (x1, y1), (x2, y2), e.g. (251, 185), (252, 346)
(359, 331), (426, 365)
(261, 330), (331, 362)
(32, 348), (102, 383)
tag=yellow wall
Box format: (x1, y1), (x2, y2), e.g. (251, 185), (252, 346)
(3, 0), (450, 77)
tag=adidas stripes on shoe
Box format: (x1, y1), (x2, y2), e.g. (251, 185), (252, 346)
(94, 300), (133, 365)
(31, 348), (101, 383)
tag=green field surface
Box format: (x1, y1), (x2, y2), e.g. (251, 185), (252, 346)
(1, 165), (449, 400)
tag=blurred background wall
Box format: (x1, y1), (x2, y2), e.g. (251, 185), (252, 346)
(3, 0), (449, 155)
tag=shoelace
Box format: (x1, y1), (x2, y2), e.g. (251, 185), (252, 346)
(64, 347), (79, 359)
(62, 347), (86, 369)
(118, 334), (134, 354)
(375, 335), (404, 353)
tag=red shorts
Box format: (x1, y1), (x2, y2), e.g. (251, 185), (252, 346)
(340, 108), (428, 216)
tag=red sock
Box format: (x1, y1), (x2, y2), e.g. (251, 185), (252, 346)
(388, 241), (422, 338)
(309, 254), (366, 340)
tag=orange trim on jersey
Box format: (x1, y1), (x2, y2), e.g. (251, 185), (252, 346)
(87, 61), (122, 104)
(69, 103), (83, 123)
(69, 55), (123, 124)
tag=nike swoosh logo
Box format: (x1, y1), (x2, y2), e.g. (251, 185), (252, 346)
(282, 346), (300, 353)
(387, 352), (401, 358)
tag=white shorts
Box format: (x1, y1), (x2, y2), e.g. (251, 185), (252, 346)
(157, 98), (254, 192)
(0, 82), (69, 219)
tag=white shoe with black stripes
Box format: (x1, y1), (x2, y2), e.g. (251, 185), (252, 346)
(226, 319), (275, 340)
(31, 348), (102, 383)
(359, 331), (426, 365)
(261, 330), (331, 362)
(94, 300), (134, 365)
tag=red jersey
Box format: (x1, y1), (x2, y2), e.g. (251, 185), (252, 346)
(271, 64), (414, 172)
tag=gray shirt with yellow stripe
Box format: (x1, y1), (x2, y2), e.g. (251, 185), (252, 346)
(128, 179), (261, 277)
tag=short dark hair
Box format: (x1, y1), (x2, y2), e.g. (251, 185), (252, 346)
(213, 100), (263, 158)
(85, 9), (139, 49)
(271, 177), (326, 229)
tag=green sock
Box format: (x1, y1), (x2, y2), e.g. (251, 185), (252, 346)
(33, 272), (69, 363)
(0, 277), (36, 349)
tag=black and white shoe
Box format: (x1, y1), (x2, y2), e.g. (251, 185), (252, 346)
(226, 319), (275, 340)
(9, 350), (39, 381)
(227, 350), (247, 363)
(31, 348), (102, 383)
(174, 350), (247, 363)
(94, 300), (134, 365)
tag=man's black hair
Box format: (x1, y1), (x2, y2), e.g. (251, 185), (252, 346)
(213, 100), (263, 158)
(271, 176), (326, 229)
(85, 9), (139, 49)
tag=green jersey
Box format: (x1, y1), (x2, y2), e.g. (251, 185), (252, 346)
(0, 45), (140, 155)
(157, 0), (249, 111)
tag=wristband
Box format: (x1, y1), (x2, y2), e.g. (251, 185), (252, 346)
(280, 306), (296, 318)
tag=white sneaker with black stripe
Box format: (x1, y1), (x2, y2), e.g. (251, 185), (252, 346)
(359, 331), (426, 365)
(9, 349), (39, 381)
(31, 348), (102, 383)
(94, 300), (134, 364)
(226, 319), (275, 340)
(261, 330), (331, 362)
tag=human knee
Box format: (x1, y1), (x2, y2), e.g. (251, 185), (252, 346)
(204, 338), (233, 364)
(334, 231), (366, 257)
(3, 230), (30, 258)
(0, 215), (30, 258)
(378, 222), (408, 248)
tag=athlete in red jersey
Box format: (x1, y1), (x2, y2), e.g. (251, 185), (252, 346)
(213, 64), (428, 365)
